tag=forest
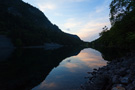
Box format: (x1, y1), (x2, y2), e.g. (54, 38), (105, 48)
(90, 0), (135, 50)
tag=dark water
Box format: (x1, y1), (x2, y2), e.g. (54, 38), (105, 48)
(32, 48), (107, 90)
(0, 47), (107, 90)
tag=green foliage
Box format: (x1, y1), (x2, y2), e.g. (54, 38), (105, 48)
(110, 0), (135, 25)
(126, 32), (135, 43)
(99, 26), (108, 36)
(90, 8), (135, 49)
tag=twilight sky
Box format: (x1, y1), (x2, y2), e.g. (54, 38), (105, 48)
(23, 0), (111, 42)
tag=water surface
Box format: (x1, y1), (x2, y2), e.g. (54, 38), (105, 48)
(0, 47), (107, 90)
(32, 48), (107, 90)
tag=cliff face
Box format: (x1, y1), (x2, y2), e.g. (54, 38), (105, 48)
(0, 0), (83, 46)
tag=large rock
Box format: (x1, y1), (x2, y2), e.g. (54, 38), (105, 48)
(112, 75), (120, 84)
(120, 76), (129, 84)
(112, 86), (125, 90)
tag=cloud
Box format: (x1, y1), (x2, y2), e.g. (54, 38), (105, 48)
(60, 60), (82, 73)
(37, 2), (56, 12)
(66, 28), (71, 31)
(63, 17), (110, 41)
(65, 16), (110, 41)
(76, 49), (107, 68)
(54, 0), (89, 3)
(23, 0), (111, 42)
(64, 63), (78, 68)
(64, 18), (82, 29)
(54, 13), (63, 16)
(62, 0), (111, 41)
(60, 0), (111, 41)
(39, 81), (57, 89)
(95, 0), (110, 13)
(96, 7), (105, 13)
(29, 0), (89, 11)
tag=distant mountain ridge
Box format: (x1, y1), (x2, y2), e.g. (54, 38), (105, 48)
(0, 0), (83, 46)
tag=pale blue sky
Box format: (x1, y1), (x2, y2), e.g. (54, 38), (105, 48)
(23, 0), (111, 42)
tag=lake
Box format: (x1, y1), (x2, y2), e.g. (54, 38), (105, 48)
(0, 47), (107, 90)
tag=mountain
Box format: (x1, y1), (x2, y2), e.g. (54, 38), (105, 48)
(0, 0), (83, 47)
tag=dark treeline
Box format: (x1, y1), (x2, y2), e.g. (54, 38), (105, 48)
(0, 0), (83, 47)
(90, 0), (135, 50)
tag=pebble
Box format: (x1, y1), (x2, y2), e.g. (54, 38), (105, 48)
(120, 76), (129, 84)
(112, 86), (125, 90)
(82, 52), (135, 90)
(112, 75), (120, 84)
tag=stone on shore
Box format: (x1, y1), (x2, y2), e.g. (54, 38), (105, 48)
(83, 52), (135, 90)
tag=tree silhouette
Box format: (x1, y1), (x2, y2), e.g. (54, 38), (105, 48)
(99, 26), (108, 36)
(110, 0), (135, 25)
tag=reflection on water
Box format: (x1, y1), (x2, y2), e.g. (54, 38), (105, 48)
(90, 47), (130, 61)
(0, 47), (82, 90)
(0, 48), (14, 61)
(32, 48), (107, 90)
(0, 47), (107, 90)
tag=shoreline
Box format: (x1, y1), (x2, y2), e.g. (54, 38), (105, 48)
(82, 52), (135, 90)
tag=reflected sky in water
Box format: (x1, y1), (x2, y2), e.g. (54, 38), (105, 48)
(32, 48), (107, 90)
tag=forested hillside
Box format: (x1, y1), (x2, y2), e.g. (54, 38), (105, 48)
(90, 0), (135, 49)
(0, 0), (83, 47)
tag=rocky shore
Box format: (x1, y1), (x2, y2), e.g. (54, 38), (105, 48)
(82, 52), (135, 90)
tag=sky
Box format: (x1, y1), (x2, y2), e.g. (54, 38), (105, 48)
(23, 0), (111, 42)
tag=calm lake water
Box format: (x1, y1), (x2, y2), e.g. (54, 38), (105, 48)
(0, 47), (107, 90)
(32, 48), (107, 90)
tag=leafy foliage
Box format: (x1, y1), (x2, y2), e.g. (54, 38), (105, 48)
(90, 0), (135, 49)
(99, 26), (108, 36)
(110, 0), (135, 25)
